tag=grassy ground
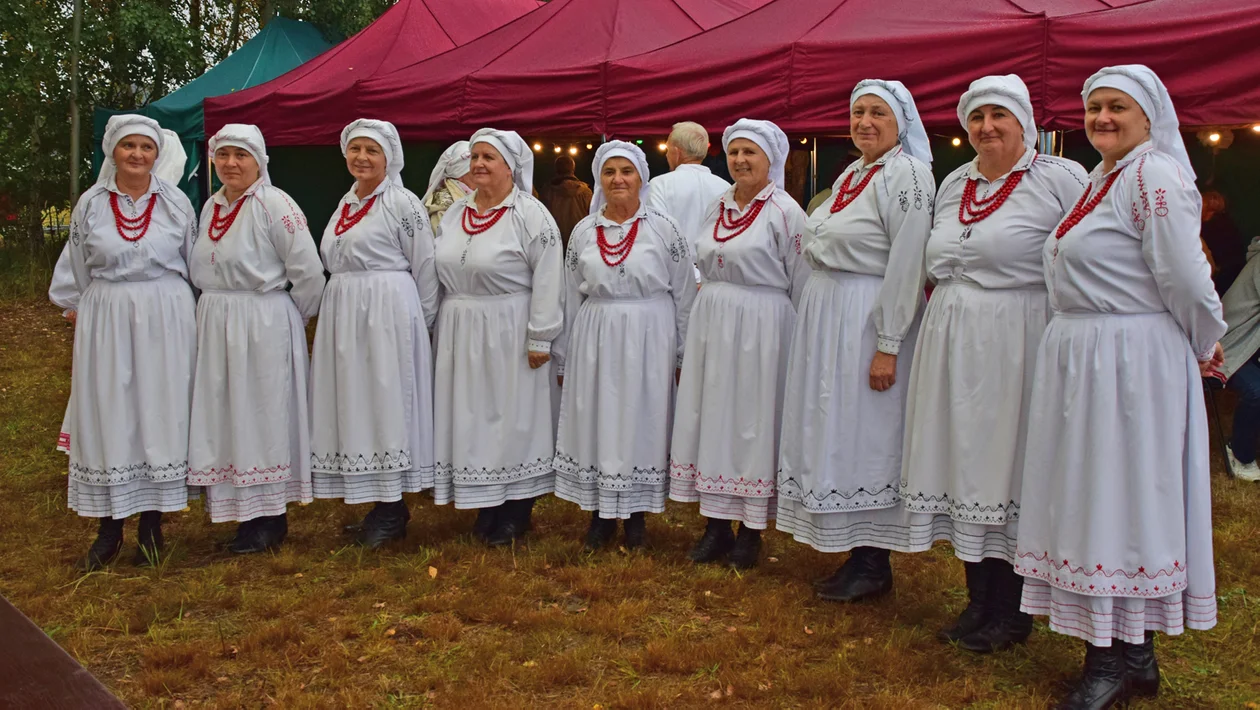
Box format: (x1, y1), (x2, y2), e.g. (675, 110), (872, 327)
(1, 296), (1258, 709)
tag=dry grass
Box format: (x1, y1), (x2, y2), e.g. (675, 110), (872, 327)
(1, 297), (1259, 709)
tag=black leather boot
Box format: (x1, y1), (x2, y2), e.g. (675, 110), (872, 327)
(622, 512), (646, 549)
(816, 547), (893, 602)
(958, 559), (1032, 653)
(1055, 641), (1127, 710)
(1121, 631), (1159, 698)
(487, 498), (531, 547)
(583, 511), (617, 552)
(230, 514), (287, 554)
(727, 524), (762, 570)
(358, 500), (410, 549)
(133, 511), (165, 567)
(812, 564), (848, 590)
(938, 560), (992, 643)
(77, 517), (124, 572)
(472, 506), (500, 542)
(687, 518), (735, 563)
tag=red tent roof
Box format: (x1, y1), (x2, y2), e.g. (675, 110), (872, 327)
(203, 0), (544, 145)
(358, 0), (773, 141)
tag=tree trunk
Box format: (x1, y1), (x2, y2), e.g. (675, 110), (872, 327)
(227, 0), (242, 53)
(189, 0), (204, 74)
(261, 0), (275, 27)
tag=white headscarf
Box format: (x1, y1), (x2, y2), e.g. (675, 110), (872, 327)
(153, 129), (187, 185)
(721, 118), (790, 190)
(209, 123), (271, 185)
(958, 74), (1037, 149)
(424, 140), (472, 205)
(469, 128), (534, 194)
(97, 114), (163, 188)
(1082, 64), (1194, 179)
(851, 79), (933, 166)
(341, 118), (405, 186)
(589, 140), (650, 216)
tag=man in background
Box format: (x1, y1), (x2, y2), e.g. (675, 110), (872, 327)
(541, 155), (592, 248)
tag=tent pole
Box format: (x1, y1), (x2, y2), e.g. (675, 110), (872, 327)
(809, 137), (818, 203)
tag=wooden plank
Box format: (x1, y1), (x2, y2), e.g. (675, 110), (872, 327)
(0, 595), (126, 709)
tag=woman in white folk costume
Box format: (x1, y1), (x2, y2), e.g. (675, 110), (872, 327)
(187, 124), (326, 554)
(899, 76), (1089, 651)
(309, 119), (439, 548)
(423, 140), (474, 234)
(1015, 65), (1224, 710)
(433, 128), (563, 546)
(49, 115), (197, 571)
(776, 80), (934, 602)
(670, 119), (809, 569)
(552, 141), (696, 551)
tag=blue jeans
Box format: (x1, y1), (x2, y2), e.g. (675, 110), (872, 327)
(1227, 351), (1260, 463)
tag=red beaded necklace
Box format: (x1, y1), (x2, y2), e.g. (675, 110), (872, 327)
(208, 195), (249, 242)
(334, 195), (377, 236)
(713, 198), (766, 242)
(830, 164), (882, 214)
(597, 219), (640, 267)
(462, 205), (508, 235)
(1055, 171), (1121, 240)
(110, 192), (159, 242)
(958, 168), (1028, 226)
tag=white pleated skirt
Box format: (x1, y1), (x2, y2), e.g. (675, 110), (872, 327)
(432, 291), (555, 509)
(554, 295), (675, 519)
(309, 271), (434, 504)
(1015, 311), (1217, 645)
(187, 290), (313, 523)
(669, 281), (795, 530)
(897, 281), (1048, 563)
(776, 271), (919, 552)
(63, 275), (196, 518)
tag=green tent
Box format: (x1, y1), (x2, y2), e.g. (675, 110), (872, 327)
(92, 17), (335, 211)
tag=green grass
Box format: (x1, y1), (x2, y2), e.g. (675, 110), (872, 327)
(1, 297), (1258, 708)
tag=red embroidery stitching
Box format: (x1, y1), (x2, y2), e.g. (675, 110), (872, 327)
(188, 462), (293, 487)
(1154, 188), (1168, 217)
(668, 461), (775, 497)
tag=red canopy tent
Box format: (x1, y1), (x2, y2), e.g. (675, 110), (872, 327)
(203, 0), (544, 145)
(358, 0), (773, 141)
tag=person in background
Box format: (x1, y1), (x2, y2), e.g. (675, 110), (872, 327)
(1201, 189), (1246, 295)
(1218, 235), (1260, 482)
(541, 154), (593, 247)
(423, 141), (474, 234)
(647, 121), (731, 260)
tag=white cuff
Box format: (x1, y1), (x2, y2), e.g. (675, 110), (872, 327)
(876, 335), (901, 356)
(528, 338), (552, 354)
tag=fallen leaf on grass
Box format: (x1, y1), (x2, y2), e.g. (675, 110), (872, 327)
(709, 690), (723, 700)
(385, 628), (396, 637)
(757, 682), (772, 691)
(294, 573), (303, 578)
(216, 677), (229, 683)
(373, 602), (386, 609)
(704, 590), (712, 597)
(766, 557), (779, 563)
(327, 617), (337, 622)
(428, 566), (438, 579)
(522, 660), (537, 667)
(725, 626), (737, 633)
(357, 656), (369, 663)
(804, 626), (814, 635)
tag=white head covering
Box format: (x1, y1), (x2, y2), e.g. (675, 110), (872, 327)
(97, 114), (163, 188)
(209, 123), (271, 185)
(1082, 64), (1194, 179)
(423, 140), (472, 205)
(850, 79), (933, 165)
(721, 118), (790, 190)
(341, 118), (405, 185)
(152, 129), (186, 185)
(589, 141), (651, 216)
(958, 74), (1037, 149)
(469, 128), (534, 194)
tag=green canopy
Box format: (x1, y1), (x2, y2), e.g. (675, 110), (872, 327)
(92, 17), (335, 210)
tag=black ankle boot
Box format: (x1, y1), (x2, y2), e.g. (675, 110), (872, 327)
(230, 514), (287, 554)
(487, 499), (531, 547)
(583, 511), (617, 552)
(622, 512), (646, 549)
(727, 524), (762, 569)
(133, 511), (165, 567)
(472, 506), (500, 542)
(816, 547), (893, 603)
(687, 518), (735, 563)
(78, 517), (124, 572)
(1121, 632), (1159, 698)
(358, 500), (410, 549)
(958, 559), (1032, 653)
(938, 560), (992, 643)
(812, 563), (849, 590)
(1056, 641), (1126, 710)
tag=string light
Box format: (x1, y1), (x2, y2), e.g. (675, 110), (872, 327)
(657, 142), (668, 152)
(951, 137), (962, 147)
(568, 146), (578, 156)
(586, 143), (594, 149)
(553, 145), (562, 154)
(1209, 132), (1221, 143)
(799, 138), (808, 145)
(1252, 124), (1260, 133)
(635, 139), (643, 145)
(532, 142), (542, 152)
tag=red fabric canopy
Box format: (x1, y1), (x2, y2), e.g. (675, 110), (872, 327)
(203, 0), (544, 145)
(358, 0), (773, 141)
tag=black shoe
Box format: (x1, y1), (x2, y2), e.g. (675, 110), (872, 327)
(728, 524), (762, 569)
(344, 503), (384, 535)
(77, 517), (124, 572)
(687, 518), (735, 563)
(957, 560), (1032, 653)
(938, 560), (992, 642)
(622, 512), (646, 550)
(472, 506), (499, 542)
(230, 514), (287, 554)
(812, 564), (849, 591)
(816, 547), (893, 603)
(133, 511), (165, 567)
(1055, 642), (1126, 710)
(357, 501), (410, 549)
(487, 499), (531, 547)
(582, 511), (617, 552)
(1121, 632), (1159, 698)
